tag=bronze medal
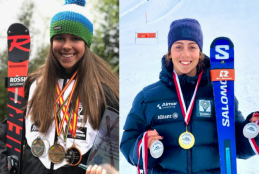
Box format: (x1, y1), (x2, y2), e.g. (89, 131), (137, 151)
(31, 137), (45, 157)
(65, 144), (82, 166)
(65, 148), (75, 165)
(48, 143), (66, 163)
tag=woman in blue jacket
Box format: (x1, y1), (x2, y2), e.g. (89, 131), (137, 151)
(120, 18), (259, 174)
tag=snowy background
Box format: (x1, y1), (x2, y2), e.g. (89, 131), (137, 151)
(120, 0), (259, 173)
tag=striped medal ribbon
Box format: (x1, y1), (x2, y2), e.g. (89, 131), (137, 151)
(172, 70), (203, 149)
(54, 71), (78, 137)
(55, 83), (80, 138)
(137, 131), (148, 174)
(247, 112), (259, 154)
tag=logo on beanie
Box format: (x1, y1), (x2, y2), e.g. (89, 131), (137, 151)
(54, 26), (62, 30)
(182, 28), (191, 38)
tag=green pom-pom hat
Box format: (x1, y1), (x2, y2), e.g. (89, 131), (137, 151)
(50, 0), (93, 47)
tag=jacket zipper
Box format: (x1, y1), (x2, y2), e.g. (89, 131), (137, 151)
(188, 123), (192, 174)
(50, 77), (68, 173)
(185, 92), (192, 174)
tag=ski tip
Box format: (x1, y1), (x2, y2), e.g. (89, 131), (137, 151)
(64, 0), (86, 7)
(210, 37), (234, 48)
(7, 23), (30, 36)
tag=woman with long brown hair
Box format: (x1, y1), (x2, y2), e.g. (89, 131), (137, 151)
(0, 0), (118, 174)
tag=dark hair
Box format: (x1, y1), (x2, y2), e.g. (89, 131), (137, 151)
(164, 51), (205, 74)
(24, 44), (119, 134)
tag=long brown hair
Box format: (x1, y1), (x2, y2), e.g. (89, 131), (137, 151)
(24, 44), (119, 134)
(165, 50), (205, 74)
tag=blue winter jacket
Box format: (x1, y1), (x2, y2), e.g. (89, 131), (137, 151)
(120, 56), (258, 174)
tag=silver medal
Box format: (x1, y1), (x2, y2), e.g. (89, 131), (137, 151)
(31, 137), (45, 157)
(243, 122), (259, 138)
(31, 137), (50, 157)
(150, 140), (164, 158)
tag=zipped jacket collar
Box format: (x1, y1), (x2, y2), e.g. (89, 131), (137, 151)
(159, 55), (210, 88)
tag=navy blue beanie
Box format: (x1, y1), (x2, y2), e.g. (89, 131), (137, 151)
(168, 18), (203, 52)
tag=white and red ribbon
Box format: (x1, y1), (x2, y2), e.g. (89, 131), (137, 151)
(172, 70), (203, 125)
(249, 121), (259, 155)
(137, 131), (148, 174)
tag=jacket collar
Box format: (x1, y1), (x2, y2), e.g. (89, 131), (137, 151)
(56, 65), (78, 79)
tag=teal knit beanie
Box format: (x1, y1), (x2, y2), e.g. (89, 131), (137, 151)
(50, 0), (93, 47)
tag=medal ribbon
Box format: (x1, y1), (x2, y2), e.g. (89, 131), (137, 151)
(55, 93), (70, 118)
(56, 103), (73, 142)
(249, 112), (259, 155)
(54, 73), (78, 136)
(72, 97), (80, 138)
(249, 121), (259, 155)
(55, 93), (71, 140)
(56, 84), (80, 137)
(55, 71), (77, 104)
(137, 131), (148, 174)
(173, 70), (204, 125)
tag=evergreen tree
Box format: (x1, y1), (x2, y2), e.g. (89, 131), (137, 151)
(91, 0), (119, 74)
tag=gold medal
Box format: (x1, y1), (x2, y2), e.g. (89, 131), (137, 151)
(48, 142), (66, 164)
(65, 144), (82, 166)
(179, 129), (195, 149)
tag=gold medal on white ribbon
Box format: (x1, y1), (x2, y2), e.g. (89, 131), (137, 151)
(173, 70), (203, 149)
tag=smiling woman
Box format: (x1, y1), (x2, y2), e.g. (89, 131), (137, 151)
(120, 18), (259, 174)
(169, 40), (201, 77)
(0, 0), (118, 174)
(52, 34), (86, 73)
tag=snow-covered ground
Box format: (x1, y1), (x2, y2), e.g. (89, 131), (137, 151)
(120, 0), (259, 173)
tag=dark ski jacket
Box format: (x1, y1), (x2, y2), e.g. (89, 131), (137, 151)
(0, 69), (119, 174)
(120, 56), (259, 174)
